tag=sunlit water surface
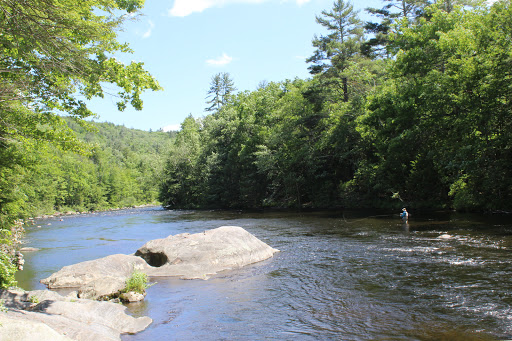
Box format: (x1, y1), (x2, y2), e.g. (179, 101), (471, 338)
(16, 207), (512, 340)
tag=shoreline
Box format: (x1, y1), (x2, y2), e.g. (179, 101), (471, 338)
(29, 203), (162, 221)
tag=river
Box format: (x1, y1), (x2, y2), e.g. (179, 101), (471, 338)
(16, 207), (512, 340)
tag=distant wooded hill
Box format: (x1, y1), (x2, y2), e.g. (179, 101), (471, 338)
(13, 119), (175, 217)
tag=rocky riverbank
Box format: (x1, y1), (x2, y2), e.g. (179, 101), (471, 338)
(0, 289), (152, 341)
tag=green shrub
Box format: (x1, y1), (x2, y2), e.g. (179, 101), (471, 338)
(124, 270), (149, 294)
(28, 295), (39, 304)
(0, 251), (17, 289)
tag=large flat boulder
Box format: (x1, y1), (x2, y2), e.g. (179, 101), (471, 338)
(40, 254), (151, 300)
(40, 226), (279, 299)
(136, 225), (279, 279)
(0, 289), (152, 341)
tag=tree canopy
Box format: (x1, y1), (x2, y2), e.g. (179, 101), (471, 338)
(0, 0), (161, 148)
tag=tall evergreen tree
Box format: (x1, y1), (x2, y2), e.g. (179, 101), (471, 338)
(307, 0), (365, 103)
(205, 72), (236, 112)
(307, 0), (364, 75)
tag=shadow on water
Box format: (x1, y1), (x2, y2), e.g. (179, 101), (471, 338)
(16, 207), (512, 340)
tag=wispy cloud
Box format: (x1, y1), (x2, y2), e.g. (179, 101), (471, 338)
(206, 53), (233, 66)
(142, 20), (155, 39)
(168, 0), (309, 17)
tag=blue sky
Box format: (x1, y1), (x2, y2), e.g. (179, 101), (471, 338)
(87, 0), (383, 131)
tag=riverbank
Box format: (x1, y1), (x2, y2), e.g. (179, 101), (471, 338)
(0, 288), (152, 340)
(30, 203), (161, 221)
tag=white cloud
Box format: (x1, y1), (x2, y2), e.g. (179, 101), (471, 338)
(169, 0), (310, 17)
(162, 124), (181, 132)
(169, 0), (216, 16)
(206, 53), (233, 66)
(142, 20), (155, 39)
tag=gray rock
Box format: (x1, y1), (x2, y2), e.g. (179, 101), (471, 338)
(77, 277), (126, 300)
(40, 226), (279, 300)
(119, 291), (145, 302)
(136, 225), (279, 279)
(0, 313), (72, 341)
(40, 254), (151, 300)
(0, 289), (35, 310)
(0, 289), (152, 341)
(31, 299), (152, 335)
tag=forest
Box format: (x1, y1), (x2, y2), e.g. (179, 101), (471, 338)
(1, 0), (512, 287)
(160, 0), (512, 212)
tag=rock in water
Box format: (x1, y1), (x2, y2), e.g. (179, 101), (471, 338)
(40, 254), (151, 300)
(119, 291), (145, 303)
(136, 225), (280, 279)
(40, 226), (279, 299)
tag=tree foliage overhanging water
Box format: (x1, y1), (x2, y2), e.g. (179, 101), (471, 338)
(0, 0), (162, 287)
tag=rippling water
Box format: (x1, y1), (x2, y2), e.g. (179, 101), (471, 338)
(16, 208), (512, 340)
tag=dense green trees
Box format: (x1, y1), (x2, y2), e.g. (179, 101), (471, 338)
(160, 0), (511, 212)
(0, 0), (160, 287)
(23, 120), (174, 213)
(362, 0), (430, 58)
(363, 2), (512, 209)
(307, 0), (364, 74)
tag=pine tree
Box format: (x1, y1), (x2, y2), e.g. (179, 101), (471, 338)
(307, 0), (364, 75)
(205, 73), (236, 112)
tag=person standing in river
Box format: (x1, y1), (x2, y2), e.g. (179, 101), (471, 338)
(400, 208), (409, 223)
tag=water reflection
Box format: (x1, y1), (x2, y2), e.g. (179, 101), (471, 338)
(402, 221), (410, 233)
(16, 208), (512, 340)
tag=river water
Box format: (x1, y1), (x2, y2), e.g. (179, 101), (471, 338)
(16, 207), (512, 340)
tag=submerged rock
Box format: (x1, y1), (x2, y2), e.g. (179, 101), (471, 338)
(0, 289), (152, 341)
(136, 225), (280, 279)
